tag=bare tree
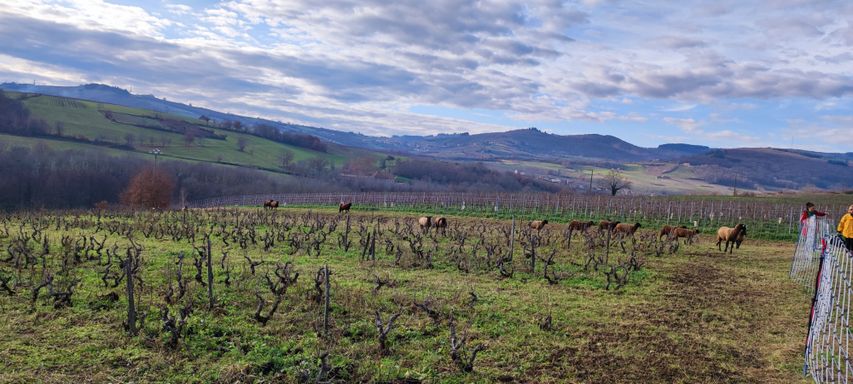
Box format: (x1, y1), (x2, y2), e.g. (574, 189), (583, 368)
(279, 150), (295, 169)
(124, 133), (136, 148)
(183, 130), (196, 147)
(599, 169), (632, 196)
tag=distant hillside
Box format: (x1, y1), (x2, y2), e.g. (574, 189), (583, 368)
(0, 90), (570, 210)
(389, 128), (656, 161)
(684, 148), (853, 190)
(0, 83), (718, 162)
(0, 82), (392, 151)
(0, 90), (352, 174)
(655, 143), (711, 158)
(2, 82), (851, 193)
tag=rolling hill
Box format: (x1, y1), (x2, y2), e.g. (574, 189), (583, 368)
(0, 83), (708, 162)
(2, 90), (366, 174)
(683, 148), (853, 191)
(1, 82), (851, 194)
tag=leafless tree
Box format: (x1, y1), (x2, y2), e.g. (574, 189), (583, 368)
(279, 149), (295, 169)
(599, 169), (632, 196)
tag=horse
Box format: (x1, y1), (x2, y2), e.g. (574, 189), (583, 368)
(716, 224), (747, 254)
(339, 202), (352, 213)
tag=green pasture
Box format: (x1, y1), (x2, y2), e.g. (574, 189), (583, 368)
(0, 208), (812, 383)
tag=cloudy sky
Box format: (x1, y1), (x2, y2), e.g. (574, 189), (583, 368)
(1, 0), (852, 152)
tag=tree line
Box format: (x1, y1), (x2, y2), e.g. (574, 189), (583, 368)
(209, 118), (328, 153)
(0, 90), (51, 137)
(0, 143), (569, 211)
(0, 144), (335, 211)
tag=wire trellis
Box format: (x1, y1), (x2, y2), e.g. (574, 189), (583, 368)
(802, 228), (853, 383)
(791, 216), (832, 291)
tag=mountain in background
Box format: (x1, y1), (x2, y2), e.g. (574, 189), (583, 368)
(1, 82), (711, 162)
(1, 82), (398, 151)
(2, 82), (850, 193)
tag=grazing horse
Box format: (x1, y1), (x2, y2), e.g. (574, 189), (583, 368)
(614, 222), (641, 236)
(263, 200), (279, 210)
(671, 227), (698, 245)
(339, 202), (352, 213)
(418, 216), (432, 233)
(716, 224), (747, 254)
(658, 225), (677, 240)
(567, 220), (594, 234)
(614, 222), (641, 251)
(529, 220), (548, 231)
(434, 217), (448, 235)
(598, 220), (620, 233)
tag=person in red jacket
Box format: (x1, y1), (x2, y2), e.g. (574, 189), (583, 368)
(800, 202), (827, 222)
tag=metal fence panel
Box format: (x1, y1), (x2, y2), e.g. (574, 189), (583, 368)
(802, 225), (853, 383)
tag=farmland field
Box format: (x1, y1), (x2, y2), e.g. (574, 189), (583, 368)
(10, 92), (353, 171)
(0, 208), (811, 383)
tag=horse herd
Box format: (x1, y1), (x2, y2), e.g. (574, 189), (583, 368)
(260, 200), (749, 254)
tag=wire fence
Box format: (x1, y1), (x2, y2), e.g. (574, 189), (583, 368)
(188, 192), (847, 241)
(791, 217), (833, 291)
(800, 218), (853, 383)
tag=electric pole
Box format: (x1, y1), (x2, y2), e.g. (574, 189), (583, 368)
(588, 169), (594, 195)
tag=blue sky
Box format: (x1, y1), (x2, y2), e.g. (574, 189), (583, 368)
(1, 0), (852, 152)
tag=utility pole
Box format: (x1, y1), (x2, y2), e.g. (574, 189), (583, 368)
(588, 169), (594, 195)
(149, 147), (161, 170)
(732, 174), (737, 196)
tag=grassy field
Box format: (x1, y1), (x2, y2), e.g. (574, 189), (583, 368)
(0, 208), (812, 383)
(490, 160), (734, 195)
(11, 93), (356, 171)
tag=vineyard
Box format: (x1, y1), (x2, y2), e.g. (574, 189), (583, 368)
(190, 192), (851, 241)
(0, 207), (811, 383)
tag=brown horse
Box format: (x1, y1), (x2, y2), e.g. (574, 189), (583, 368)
(529, 220), (548, 231)
(671, 227), (698, 245)
(263, 200), (279, 209)
(434, 217), (448, 235)
(658, 225), (676, 240)
(339, 202), (352, 213)
(598, 220), (620, 233)
(659, 225), (692, 240)
(614, 222), (641, 236)
(567, 220), (595, 233)
(614, 222), (641, 251)
(716, 224), (747, 253)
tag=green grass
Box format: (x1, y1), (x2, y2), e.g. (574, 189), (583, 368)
(14, 93), (351, 171)
(251, 204), (804, 242)
(0, 208), (812, 383)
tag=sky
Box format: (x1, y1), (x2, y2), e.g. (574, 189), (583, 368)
(1, 0), (852, 152)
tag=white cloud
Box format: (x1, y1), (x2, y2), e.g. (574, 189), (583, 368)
(0, 0), (173, 37)
(662, 104), (698, 112)
(1, 0), (852, 150)
(165, 3), (192, 15)
(664, 117), (702, 133)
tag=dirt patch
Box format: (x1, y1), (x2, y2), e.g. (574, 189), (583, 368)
(554, 253), (803, 383)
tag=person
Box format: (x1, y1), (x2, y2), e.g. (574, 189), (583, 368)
(838, 204), (853, 252)
(800, 202), (827, 222)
